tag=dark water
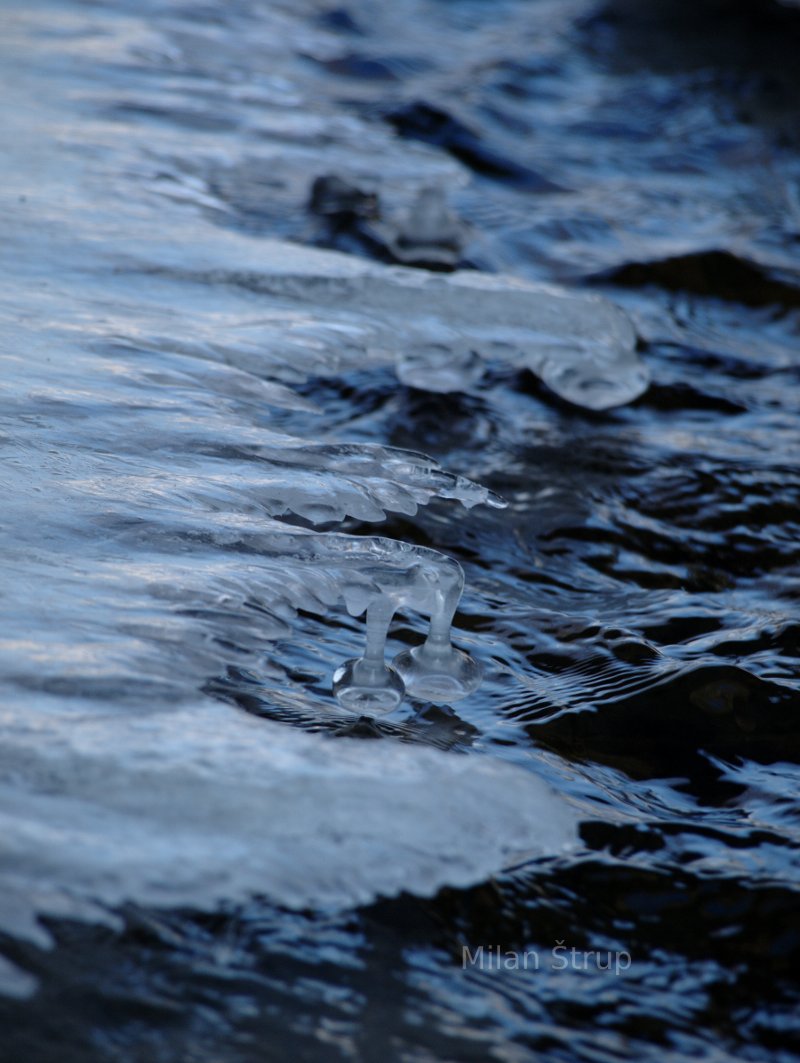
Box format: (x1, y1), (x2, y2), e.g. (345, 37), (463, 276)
(2, 0), (800, 1059)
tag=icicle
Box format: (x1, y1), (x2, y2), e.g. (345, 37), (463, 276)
(333, 594), (405, 714)
(391, 565), (482, 704)
(329, 539), (481, 714)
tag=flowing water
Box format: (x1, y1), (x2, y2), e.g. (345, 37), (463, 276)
(1, 0), (800, 1059)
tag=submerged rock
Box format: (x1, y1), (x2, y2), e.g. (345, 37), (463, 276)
(592, 248), (800, 309)
(385, 185), (467, 269)
(309, 173), (380, 221)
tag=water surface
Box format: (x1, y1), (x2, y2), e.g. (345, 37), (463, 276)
(1, 0), (800, 1059)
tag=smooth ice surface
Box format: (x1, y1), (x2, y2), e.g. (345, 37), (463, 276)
(0, 697), (578, 945)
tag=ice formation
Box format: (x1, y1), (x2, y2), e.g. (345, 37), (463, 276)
(310, 180), (468, 270)
(0, 698), (579, 998)
(0, 7), (629, 995)
(108, 149), (648, 412)
(102, 517), (491, 713)
(388, 185), (467, 268)
(325, 536), (482, 711)
(139, 238), (648, 409)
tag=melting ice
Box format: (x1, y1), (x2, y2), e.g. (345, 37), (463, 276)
(0, 1), (657, 995)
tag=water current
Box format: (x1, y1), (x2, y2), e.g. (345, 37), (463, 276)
(1, 0), (799, 1060)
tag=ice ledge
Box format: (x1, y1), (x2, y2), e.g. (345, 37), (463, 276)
(0, 697), (579, 994)
(116, 227), (649, 411)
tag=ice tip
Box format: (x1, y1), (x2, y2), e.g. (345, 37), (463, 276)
(456, 487), (508, 510)
(449, 475), (508, 510)
(485, 489), (508, 509)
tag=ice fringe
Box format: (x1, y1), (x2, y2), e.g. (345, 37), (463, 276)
(128, 227), (649, 411)
(233, 527), (488, 713)
(211, 444), (501, 712)
(107, 517), (493, 714)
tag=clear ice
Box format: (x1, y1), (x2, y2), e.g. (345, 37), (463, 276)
(125, 218), (649, 411)
(0, 5), (628, 992)
(324, 535), (483, 712)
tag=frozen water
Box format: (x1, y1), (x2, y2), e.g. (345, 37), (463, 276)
(0, 4), (592, 992)
(124, 235), (647, 408)
(326, 536), (482, 710)
(385, 185), (468, 269)
(0, 696), (579, 997)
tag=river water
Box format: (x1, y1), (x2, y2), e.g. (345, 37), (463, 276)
(1, 0), (799, 1059)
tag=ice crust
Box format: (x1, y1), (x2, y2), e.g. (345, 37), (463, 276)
(126, 235), (648, 410)
(0, 7), (589, 996)
(0, 699), (578, 998)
